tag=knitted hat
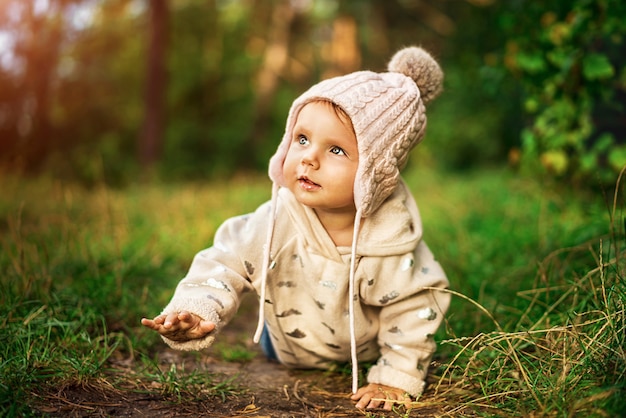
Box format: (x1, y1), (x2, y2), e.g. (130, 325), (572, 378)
(255, 46), (443, 395)
(268, 46), (443, 217)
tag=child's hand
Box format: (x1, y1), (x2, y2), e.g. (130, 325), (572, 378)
(141, 311), (215, 342)
(351, 383), (412, 411)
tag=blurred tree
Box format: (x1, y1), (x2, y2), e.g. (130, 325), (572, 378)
(0, 0), (71, 171)
(0, 0), (146, 184)
(50, 0), (146, 185)
(249, 0), (296, 168)
(0, 0), (516, 181)
(139, 0), (169, 173)
(163, 0), (256, 178)
(422, 0), (524, 170)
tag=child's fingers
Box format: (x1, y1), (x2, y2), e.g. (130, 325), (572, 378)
(142, 312), (214, 341)
(352, 384), (409, 411)
(353, 393), (372, 409)
(178, 311), (192, 321)
(140, 318), (156, 328)
(381, 391), (411, 411)
(198, 320), (216, 334)
(141, 317), (167, 330)
(184, 320), (214, 339)
(163, 312), (183, 328)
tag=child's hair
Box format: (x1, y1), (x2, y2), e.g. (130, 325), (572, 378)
(314, 99), (356, 134)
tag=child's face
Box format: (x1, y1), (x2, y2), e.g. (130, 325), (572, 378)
(283, 101), (358, 216)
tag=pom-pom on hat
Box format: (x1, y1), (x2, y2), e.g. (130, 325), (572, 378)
(268, 46), (443, 217)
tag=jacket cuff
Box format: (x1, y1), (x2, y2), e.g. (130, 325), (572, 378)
(367, 364), (427, 398)
(161, 334), (216, 351)
(159, 298), (222, 351)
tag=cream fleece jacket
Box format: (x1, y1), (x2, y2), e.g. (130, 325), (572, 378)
(161, 179), (450, 397)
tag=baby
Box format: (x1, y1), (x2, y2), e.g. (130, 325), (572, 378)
(142, 46), (450, 411)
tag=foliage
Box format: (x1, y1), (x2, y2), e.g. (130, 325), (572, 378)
(423, 3), (524, 171)
(501, 0), (626, 185)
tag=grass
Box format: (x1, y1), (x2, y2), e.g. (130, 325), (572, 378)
(1, 166), (624, 416)
(134, 358), (241, 403)
(435, 241), (625, 415)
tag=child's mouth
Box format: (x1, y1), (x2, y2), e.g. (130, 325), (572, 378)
(298, 177), (321, 190)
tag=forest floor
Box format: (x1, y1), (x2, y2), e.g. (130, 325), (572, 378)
(31, 298), (468, 418)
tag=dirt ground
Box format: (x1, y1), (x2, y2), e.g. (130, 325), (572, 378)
(33, 299), (466, 418)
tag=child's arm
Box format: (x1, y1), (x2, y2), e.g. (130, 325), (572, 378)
(351, 383), (411, 411)
(141, 311), (215, 342)
(144, 202), (272, 351)
(362, 240), (450, 398)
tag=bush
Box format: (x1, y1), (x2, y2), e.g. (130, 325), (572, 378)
(502, 0), (626, 185)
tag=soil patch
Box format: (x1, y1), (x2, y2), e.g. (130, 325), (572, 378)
(33, 298), (467, 417)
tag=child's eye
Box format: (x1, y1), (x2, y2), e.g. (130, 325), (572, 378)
(297, 135), (309, 145)
(330, 146), (346, 156)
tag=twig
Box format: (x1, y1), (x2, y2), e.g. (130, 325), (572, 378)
(292, 380), (323, 409)
(41, 393), (98, 411)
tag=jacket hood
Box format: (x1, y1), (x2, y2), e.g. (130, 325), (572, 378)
(280, 179), (422, 261)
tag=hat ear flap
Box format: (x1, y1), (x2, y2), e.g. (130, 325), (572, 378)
(268, 102), (306, 186)
(268, 137), (289, 186)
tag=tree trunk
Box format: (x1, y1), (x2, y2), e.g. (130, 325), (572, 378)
(249, 0), (295, 166)
(18, 1), (61, 171)
(139, 0), (169, 173)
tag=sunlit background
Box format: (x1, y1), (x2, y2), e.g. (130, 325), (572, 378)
(0, 0), (623, 186)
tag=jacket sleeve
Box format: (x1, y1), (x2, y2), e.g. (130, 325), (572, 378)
(159, 203), (271, 351)
(364, 240), (450, 397)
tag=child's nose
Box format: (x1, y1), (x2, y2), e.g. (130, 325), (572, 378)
(301, 149), (320, 168)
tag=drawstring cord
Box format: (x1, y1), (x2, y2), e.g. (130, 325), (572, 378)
(349, 210), (362, 393)
(253, 183), (279, 343)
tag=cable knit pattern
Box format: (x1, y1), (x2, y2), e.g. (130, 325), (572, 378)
(268, 46), (443, 217)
